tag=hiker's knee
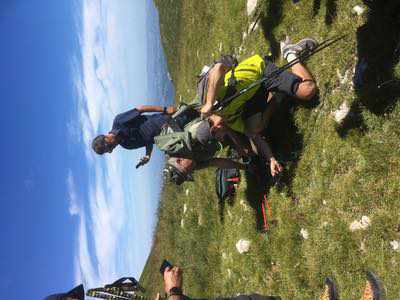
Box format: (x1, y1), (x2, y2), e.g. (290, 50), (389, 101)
(296, 80), (317, 100)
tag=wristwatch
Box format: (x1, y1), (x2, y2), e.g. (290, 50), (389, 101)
(168, 287), (183, 297)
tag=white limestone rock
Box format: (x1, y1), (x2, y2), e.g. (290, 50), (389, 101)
(247, 0), (257, 16)
(349, 216), (371, 231)
(300, 228), (309, 240)
(332, 101), (350, 124)
(236, 239), (251, 253)
(390, 240), (399, 252)
(352, 5), (365, 16)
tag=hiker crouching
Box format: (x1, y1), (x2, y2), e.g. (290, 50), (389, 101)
(92, 105), (176, 168)
(158, 110), (281, 185)
(161, 113), (251, 185)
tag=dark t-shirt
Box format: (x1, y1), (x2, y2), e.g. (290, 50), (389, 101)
(110, 108), (169, 149)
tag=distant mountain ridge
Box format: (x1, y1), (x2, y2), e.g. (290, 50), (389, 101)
(145, 0), (174, 106)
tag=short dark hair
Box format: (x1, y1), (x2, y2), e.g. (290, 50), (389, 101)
(92, 135), (107, 155)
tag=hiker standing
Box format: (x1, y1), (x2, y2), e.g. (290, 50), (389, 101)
(92, 105), (176, 168)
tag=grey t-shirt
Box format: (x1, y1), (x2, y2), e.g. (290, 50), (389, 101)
(190, 120), (220, 168)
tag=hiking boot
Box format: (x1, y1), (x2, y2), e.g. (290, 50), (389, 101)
(280, 36), (319, 62)
(319, 277), (338, 300)
(361, 271), (384, 300)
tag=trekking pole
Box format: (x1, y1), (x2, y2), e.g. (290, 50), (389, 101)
(378, 79), (400, 89)
(87, 281), (146, 300)
(211, 34), (347, 112)
(87, 288), (143, 300)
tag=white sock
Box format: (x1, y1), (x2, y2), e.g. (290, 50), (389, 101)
(286, 52), (298, 63)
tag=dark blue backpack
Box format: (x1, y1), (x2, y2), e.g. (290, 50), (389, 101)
(215, 167), (241, 201)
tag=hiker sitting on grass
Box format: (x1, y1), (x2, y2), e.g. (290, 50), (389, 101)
(92, 105), (176, 168)
(199, 37), (318, 119)
(161, 113), (252, 185)
(161, 113), (281, 185)
(196, 37), (319, 173)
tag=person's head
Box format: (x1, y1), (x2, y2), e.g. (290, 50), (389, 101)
(208, 115), (228, 141)
(92, 134), (117, 155)
(164, 157), (196, 185)
(44, 284), (85, 300)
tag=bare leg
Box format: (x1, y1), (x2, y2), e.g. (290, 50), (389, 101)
(291, 62), (317, 100)
(281, 37), (319, 100)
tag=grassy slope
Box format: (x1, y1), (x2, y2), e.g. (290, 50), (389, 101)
(141, 1), (400, 299)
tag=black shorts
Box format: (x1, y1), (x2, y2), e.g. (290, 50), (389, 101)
(263, 59), (302, 97)
(242, 60), (301, 119)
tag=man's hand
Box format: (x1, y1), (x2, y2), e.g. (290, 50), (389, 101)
(135, 155), (150, 169)
(270, 157), (283, 177)
(164, 266), (183, 293)
(166, 106), (176, 115)
(200, 102), (213, 117)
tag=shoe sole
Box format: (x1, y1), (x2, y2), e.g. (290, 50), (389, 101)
(282, 37), (319, 58)
(324, 277), (339, 300)
(294, 38), (319, 52)
(366, 270), (385, 300)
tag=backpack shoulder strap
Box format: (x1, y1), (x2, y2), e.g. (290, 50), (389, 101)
(196, 54), (238, 104)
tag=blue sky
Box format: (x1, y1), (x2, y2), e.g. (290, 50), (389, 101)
(0, 0), (173, 299)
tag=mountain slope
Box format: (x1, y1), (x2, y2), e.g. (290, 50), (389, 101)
(140, 1), (400, 299)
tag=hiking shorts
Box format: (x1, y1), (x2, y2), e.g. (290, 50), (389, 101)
(263, 59), (302, 97)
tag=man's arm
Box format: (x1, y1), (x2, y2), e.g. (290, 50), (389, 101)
(224, 127), (251, 158)
(164, 266), (183, 300)
(145, 143), (153, 157)
(200, 63), (229, 115)
(135, 144), (153, 169)
(137, 105), (176, 114)
(249, 135), (282, 177)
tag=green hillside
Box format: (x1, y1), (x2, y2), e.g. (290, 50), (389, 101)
(140, 1), (400, 299)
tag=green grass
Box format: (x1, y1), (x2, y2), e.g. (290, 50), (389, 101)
(140, 1), (400, 299)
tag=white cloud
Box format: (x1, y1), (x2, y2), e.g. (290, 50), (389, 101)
(67, 170), (79, 216)
(74, 212), (99, 287)
(68, 0), (166, 289)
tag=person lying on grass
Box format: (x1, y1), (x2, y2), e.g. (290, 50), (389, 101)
(199, 37), (318, 124)
(92, 105), (176, 168)
(163, 114), (282, 185)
